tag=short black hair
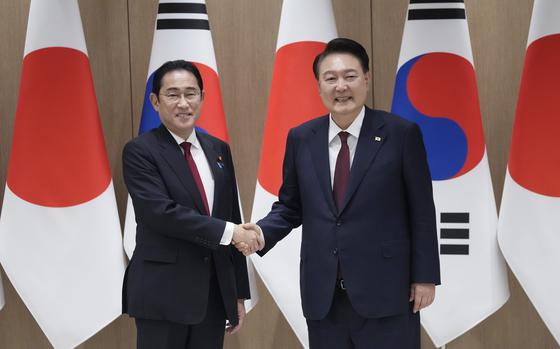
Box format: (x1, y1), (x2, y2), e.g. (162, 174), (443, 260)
(151, 60), (204, 96)
(312, 38), (370, 79)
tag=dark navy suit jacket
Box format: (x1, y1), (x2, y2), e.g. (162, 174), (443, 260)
(122, 125), (250, 326)
(257, 107), (440, 320)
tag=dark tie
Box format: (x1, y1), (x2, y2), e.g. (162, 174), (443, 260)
(333, 131), (350, 211)
(181, 141), (210, 215)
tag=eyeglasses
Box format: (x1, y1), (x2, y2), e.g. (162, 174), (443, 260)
(160, 90), (201, 103)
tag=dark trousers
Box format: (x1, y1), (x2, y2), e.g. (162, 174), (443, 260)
(135, 269), (227, 349)
(307, 284), (420, 349)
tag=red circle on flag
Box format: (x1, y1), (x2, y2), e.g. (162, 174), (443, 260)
(194, 63), (229, 143)
(509, 34), (560, 197)
(7, 47), (112, 207)
(258, 41), (328, 196)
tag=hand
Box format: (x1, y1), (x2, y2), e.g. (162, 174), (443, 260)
(409, 283), (436, 313)
(226, 299), (246, 334)
(232, 224), (262, 256)
(242, 223), (265, 251)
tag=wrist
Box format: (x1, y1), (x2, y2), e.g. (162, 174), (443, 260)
(232, 225), (241, 244)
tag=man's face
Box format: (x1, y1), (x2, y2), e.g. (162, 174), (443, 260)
(317, 53), (370, 120)
(150, 69), (204, 139)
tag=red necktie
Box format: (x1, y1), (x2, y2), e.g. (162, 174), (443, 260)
(181, 141), (210, 215)
(333, 131), (350, 211)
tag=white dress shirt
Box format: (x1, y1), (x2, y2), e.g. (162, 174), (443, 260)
(328, 106), (365, 188)
(168, 128), (234, 245)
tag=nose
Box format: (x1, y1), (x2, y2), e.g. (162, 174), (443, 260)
(335, 78), (348, 91)
(177, 94), (190, 108)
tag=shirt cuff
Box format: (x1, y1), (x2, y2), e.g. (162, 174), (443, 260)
(220, 222), (235, 245)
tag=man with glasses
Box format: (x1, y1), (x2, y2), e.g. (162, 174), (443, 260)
(122, 60), (262, 349)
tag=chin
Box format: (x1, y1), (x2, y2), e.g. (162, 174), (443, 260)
(178, 119), (196, 127)
(334, 106), (356, 115)
(173, 124), (194, 134)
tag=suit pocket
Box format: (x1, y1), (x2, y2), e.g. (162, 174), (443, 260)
(141, 245), (178, 264)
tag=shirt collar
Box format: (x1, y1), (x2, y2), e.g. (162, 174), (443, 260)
(328, 106), (365, 144)
(167, 128), (201, 149)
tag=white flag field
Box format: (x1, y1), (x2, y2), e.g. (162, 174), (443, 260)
(391, 0), (509, 346)
(0, 1), (126, 348)
(498, 0), (560, 345)
(249, 0), (337, 347)
(122, 0), (259, 311)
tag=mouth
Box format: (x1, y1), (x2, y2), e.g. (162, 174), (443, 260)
(176, 113), (194, 119)
(334, 96), (352, 103)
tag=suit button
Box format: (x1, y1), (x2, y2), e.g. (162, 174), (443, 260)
(333, 248), (338, 255)
(203, 256), (210, 263)
(336, 221), (342, 226)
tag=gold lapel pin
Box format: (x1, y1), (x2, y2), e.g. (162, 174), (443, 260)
(374, 136), (382, 142)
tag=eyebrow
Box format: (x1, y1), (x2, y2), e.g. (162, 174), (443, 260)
(321, 69), (359, 76)
(164, 87), (199, 92)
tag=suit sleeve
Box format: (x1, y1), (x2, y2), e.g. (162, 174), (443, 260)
(402, 123), (441, 285)
(224, 144), (251, 299)
(123, 140), (225, 249)
(257, 129), (303, 256)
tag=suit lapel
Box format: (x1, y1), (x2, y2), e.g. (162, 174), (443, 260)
(157, 125), (206, 214)
(308, 116), (338, 217)
(197, 132), (226, 217)
(340, 108), (386, 213)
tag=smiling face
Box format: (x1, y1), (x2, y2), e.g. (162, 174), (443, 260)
(150, 69), (204, 139)
(317, 53), (370, 124)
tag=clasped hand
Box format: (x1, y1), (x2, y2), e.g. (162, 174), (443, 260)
(232, 223), (265, 256)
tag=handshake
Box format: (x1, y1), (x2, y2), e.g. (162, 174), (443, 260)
(232, 223), (265, 256)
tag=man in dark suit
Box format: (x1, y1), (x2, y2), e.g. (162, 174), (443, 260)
(122, 60), (261, 349)
(242, 38), (440, 348)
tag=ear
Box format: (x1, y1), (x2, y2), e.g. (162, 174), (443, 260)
(364, 71), (372, 88)
(200, 90), (205, 102)
(149, 93), (160, 112)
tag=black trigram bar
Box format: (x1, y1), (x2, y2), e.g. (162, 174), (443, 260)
(440, 244), (469, 255)
(408, 8), (466, 20)
(440, 228), (469, 239)
(410, 0), (464, 3)
(441, 212), (469, 224)
(157, 19), (210, 30)
(158, 3), (207, 14)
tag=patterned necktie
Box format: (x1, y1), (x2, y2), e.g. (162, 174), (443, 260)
(181, 141), (210, 215)
(333, 131), (350, 211)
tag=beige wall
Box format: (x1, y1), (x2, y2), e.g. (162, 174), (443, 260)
(0, 0), (557, 348)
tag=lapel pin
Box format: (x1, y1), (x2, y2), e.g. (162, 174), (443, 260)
(374, 136), (382, 142)
(217, 155), (225, 169)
